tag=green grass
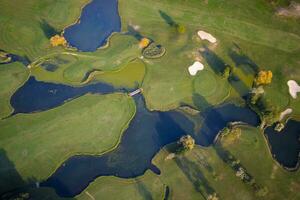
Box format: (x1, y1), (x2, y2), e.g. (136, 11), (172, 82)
(30, 34), (141, 85)
(92, 58), (146, 88)
(0, 0), (88, 60)
(0, 62), (29, 118)
(76, 171), (164, 200)
(0, 93), (135, 193)
(148, 125), (300, 200)
(218, 125), (300, 200)
(193, 69), (230, 106)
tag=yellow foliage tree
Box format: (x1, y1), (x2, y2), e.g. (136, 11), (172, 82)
(176, 24), (186, 34)
(179, 135), (195, 151)
(139, 38), (151, 48)
(50, 35), (67, 47)
(255, 70), (273, 85)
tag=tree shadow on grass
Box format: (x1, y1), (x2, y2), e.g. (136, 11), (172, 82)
(175, 156), (215, 199)
(200, 46), (253, 99)
(158, 10), (177, 27)
(229, 43), (259, 74)
(39, 19), (60, 39)
(135, 179), (153, 200)
(200, 46), (227, 76)
(126, 24), (143, 41)
(0, 149), (75, 199)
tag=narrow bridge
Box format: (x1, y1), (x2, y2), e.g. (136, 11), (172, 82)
(129, 88), (142, 96)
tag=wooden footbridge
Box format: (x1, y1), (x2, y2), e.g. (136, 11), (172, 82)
(129, 88), (143, 96)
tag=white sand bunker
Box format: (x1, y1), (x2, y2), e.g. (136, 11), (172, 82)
(188, 61), (204, 76)
(287, 80), (300, 99)
(279, 108), (293, 121)
(197, 30), (217, 43)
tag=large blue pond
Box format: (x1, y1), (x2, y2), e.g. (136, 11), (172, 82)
(265, 120), (300, 169)
(63, 0), (121, 51)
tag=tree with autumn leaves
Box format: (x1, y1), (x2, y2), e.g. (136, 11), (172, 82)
(176, 135), (195, 154)
(50, 35), (67, 47)
(254, 70), (273, 86)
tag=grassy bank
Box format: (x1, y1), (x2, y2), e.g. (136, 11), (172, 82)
(0, 93), (136, 193)
(0, 62), (29, 119)
(0, 0), (89, 60)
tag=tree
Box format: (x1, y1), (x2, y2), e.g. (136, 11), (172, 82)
(139, 37), (151, 49)
(250, 86), (264, 105)
(50, 35), (67, 47)
(176, 135), (195, 154)
(222, 66), (231, 79)
(176, 24), (186, 34)
(255, 70), (273, 86)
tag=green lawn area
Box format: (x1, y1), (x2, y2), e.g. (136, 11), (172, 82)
(218, 125), (300, 200)
(0, 93), (135, 193)
(76, 171), (164, 200)
(91, 58), (146, 88)
(0, 62), (29, 119)
(0, 0), (88, 60)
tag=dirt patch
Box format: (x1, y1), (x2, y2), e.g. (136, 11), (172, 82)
(276, 2), (300, 18)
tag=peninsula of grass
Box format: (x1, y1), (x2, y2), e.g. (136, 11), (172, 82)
(0, 0), (89, 60)
(217, 125), (300, 200)
(148, 124), (300, 200)
(83, 58), (146, 88)
(0, 93), (136, 193)
(0, 62), (29, 119)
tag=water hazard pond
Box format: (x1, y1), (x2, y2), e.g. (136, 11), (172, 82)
(63, 0), (121, 51)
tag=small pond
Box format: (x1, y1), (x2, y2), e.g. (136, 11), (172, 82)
(265, 120), (300, 169)
(63, 0), (121, 51)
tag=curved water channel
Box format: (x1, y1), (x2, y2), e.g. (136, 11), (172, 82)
(11, 76), (260, 196)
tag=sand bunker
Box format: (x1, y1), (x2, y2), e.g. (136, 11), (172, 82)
(287, 80), (300, 99)
(197, 30), (217, 43)
(279, 108), (293, 121)
(188, 61), (204, 76)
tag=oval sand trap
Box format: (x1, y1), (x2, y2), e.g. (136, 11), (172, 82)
(287, 80), (300, 99)
(188, 61), (204, 76)
(197, 30), (217, 43)
(279, 108), (293, 121)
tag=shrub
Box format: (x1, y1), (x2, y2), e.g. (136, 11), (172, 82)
(50, 35), (67, 47)
(255, 70), (273, 86)
(142, 43), (166, 59)
(176, 135), (195, 154)
(139, 38), (151, 48)
(176, 24), (186, 34)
